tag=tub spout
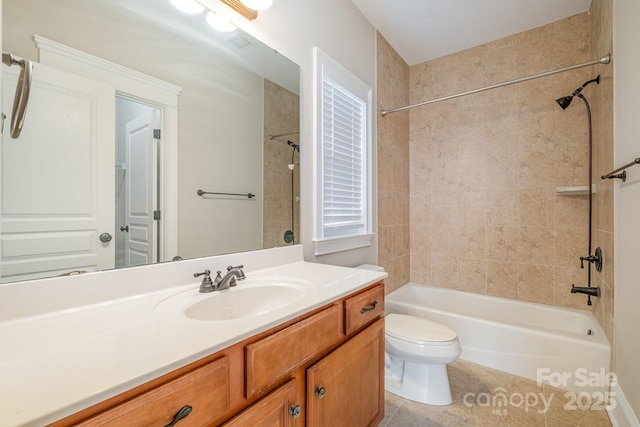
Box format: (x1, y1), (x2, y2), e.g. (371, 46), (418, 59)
(571, 285), (601, 298)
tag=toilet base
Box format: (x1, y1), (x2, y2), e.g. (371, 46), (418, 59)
(385, 358), (453, 406)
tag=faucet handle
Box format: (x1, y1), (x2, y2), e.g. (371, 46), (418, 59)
(213, 270), (224, 287)
(227, 265), (246, 281)
(194, 269), (210, 278)
(195, 269), (215, 293)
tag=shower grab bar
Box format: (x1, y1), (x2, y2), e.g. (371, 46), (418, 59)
(2, 53), (33, 139)
(601, 157), (640, 182)
(381, 54), (612, 116)
(197, 189), (255, 199)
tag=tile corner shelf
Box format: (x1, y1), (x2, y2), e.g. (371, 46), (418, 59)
(555, 185), (595, 195)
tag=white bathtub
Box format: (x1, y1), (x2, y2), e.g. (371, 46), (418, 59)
(385, 284), (611, 394)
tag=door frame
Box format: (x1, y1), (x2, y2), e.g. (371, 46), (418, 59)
(34, 35), (182, 263)
(118, 100), (160, 267)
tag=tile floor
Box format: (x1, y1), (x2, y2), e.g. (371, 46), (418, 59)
(380, 360), (613, 426)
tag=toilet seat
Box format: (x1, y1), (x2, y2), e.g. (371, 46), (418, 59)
(386, 313), (457, 345)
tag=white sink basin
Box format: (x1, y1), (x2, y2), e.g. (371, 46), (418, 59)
(186, 285), (304, 321)
(154, 277), (309, 321)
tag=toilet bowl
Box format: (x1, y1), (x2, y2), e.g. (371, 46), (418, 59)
(385, 313), (461, 406)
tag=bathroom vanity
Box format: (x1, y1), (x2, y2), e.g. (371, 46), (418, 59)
(0, 246), (387, 426)
(54, 283), (384, 426)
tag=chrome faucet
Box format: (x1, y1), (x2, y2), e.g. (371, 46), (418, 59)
(214, 270), (237, 291)
(194, 265), (245, 293)
(226, 265), (246, 281)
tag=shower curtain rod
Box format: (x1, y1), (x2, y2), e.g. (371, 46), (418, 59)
(268, 131), (299, 140)
(380, 54), (612, 117)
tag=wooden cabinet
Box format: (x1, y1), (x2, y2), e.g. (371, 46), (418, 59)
(75, 356), (230, 427)
(245, 303), (342, 398)
(222, 380), (299, 427)
(51, 282), (384, 427)
(306, 319), (384, 427)
(344, 284), (384, 335)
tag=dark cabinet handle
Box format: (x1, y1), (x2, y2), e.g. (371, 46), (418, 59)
(289, 404), (301, 418)
(360, 301), (378, 314)
(315, 387), (326, 399)
(164, 405), (192, 427)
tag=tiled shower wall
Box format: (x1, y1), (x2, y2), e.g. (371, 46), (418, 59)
(377, 11), (617, 314)
(590, 0), (614, 345)
(407, 13), (594, 310)
(263, 80), (300, 249)
(377, 33), (410, 294)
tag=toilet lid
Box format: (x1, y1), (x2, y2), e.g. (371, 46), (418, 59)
(385, 313), (457, 344)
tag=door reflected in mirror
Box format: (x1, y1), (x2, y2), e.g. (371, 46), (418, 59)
(1, 0), (300, 283)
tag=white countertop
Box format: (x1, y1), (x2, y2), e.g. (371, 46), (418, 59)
(0, 247), (387, 426)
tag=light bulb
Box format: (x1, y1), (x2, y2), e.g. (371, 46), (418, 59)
(170, 0), (205, 14)
(240, 0), (273, 11)
(206, 11), (237, 32)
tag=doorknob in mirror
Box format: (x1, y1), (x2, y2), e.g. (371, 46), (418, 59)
(120, 225), (129, 232)
(99, 233), (113, 243)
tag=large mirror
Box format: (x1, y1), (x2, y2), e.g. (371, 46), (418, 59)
(1, 0), (300, 283)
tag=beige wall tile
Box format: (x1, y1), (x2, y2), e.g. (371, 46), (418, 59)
(457, 258), (487, 293)
(517, 264), (555, 304)
(486, 226), (519, 261)
(519, 190), (555, 227)
(519, 227), (555, 265)
(378, 9), (612, 318)
(377, 32), (411, 288)
(263, 79), (300, 249)
(487, 261), (518, 298)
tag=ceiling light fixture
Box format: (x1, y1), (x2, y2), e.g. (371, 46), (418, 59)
(170, 0), (205, 14)
(206, 11), (238, 32)
(240, 0), (273, 11)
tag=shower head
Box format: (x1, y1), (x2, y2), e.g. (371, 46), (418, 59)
(555, 96), (573, 110)
(555, 75), (601, 110)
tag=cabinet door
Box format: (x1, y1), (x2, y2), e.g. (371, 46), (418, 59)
(306, 318), (384, 427)
(222, 380), (300, 427)
(245, 303), (342, 397)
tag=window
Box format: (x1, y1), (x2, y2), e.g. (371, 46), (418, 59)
(313, 48), (373, 256)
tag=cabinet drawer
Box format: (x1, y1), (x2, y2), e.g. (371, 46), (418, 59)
(344, 283), (384, 335)
(78, 356), (230, 426)
(245, 303), (342, 398)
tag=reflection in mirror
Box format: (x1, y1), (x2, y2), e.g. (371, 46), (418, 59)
(1, 0), (300, 283)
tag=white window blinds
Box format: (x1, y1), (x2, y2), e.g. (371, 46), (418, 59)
(321, 72), (367, 238)
(313, 47), (373, 255)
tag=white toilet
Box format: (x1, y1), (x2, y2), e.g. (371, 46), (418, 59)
(385, 313), (461, 406)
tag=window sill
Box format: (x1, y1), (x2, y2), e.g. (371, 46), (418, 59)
(312, 233), (374, 256)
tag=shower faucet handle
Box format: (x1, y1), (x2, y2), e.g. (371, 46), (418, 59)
(579, 248), (603, 271)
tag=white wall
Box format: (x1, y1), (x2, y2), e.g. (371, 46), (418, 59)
(233, 0), (379, 267)
(613, 0), (640, 422)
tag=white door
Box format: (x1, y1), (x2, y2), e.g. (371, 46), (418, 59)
(1, 62), (115, 282)
(124, 111), (157, 267)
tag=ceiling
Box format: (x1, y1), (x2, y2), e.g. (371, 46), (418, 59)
(350, 0), (592, 66)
